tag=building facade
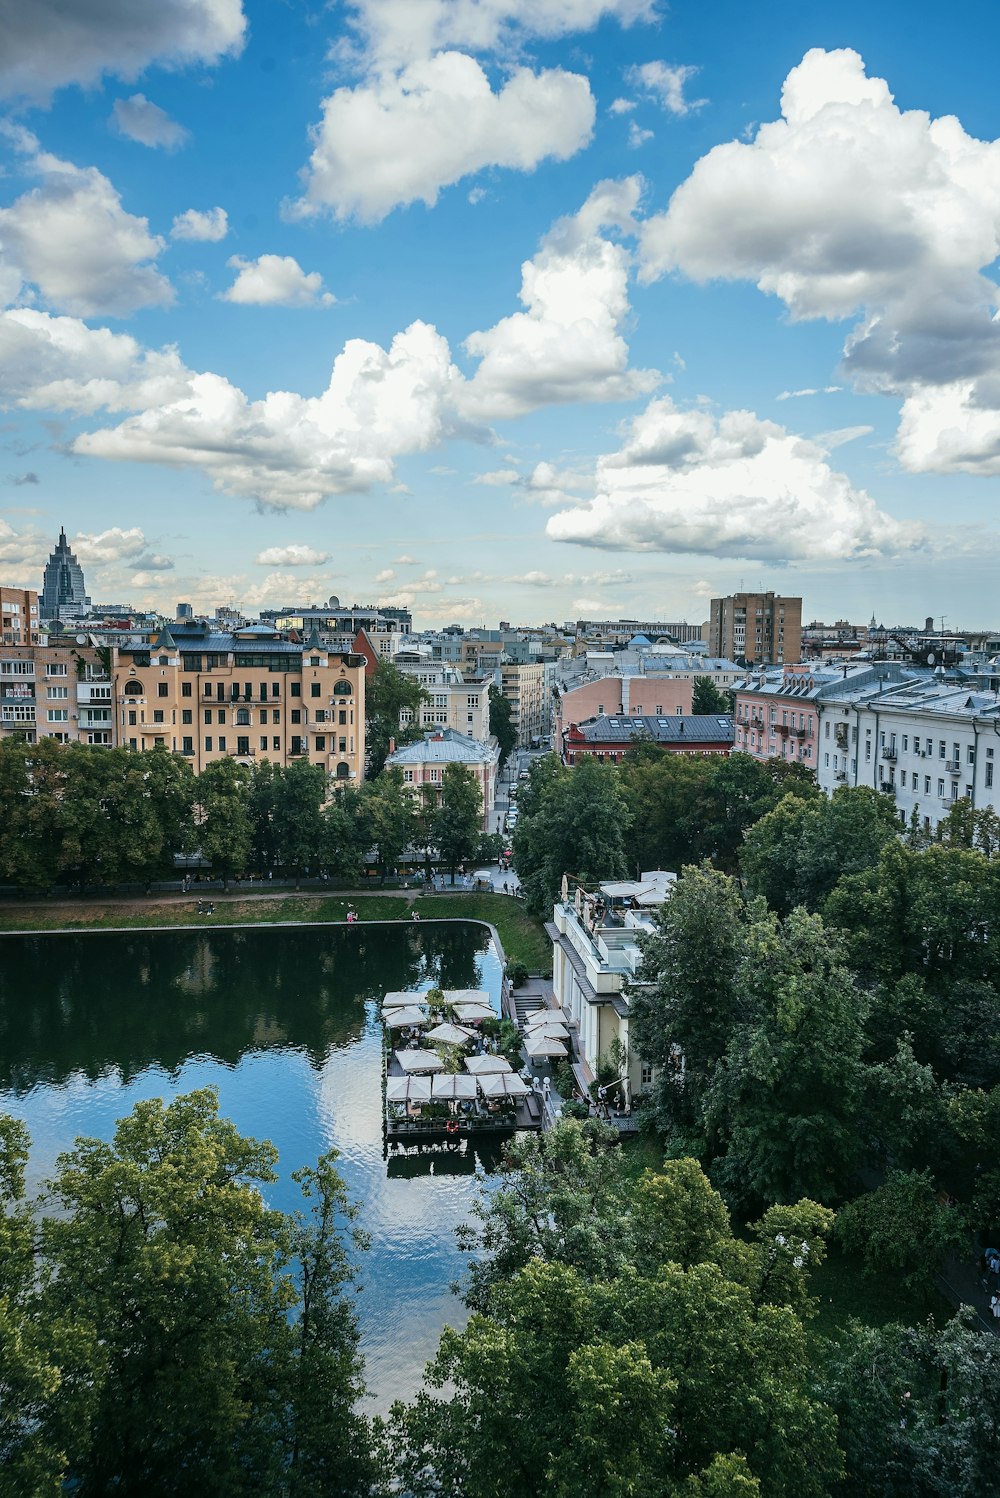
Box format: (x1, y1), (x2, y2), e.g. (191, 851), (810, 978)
(40, 529), (90, 623)
(384, 728), (499, 829)
(709, 592), (802, 666)
(393, 652), (492, 741)
(562, 713), (733, 765)
(1, 588), (39, 646)
(500, 658), (550, 746)
(553, 674), (694, 757)
(1, 640), (112, 745)
(114, 624), (366, 779)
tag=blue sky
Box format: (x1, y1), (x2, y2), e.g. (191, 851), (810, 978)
(3, 0), (1000, 629)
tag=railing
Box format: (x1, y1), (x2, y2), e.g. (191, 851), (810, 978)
(945, 759), (961, 775)
(879, 781), (897, 796)
(881, 746), (897, 761)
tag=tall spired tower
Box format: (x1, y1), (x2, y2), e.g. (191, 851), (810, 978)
(40, 527), (90, 622)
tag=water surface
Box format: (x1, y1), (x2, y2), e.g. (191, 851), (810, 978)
(0, 920), (504, 1410)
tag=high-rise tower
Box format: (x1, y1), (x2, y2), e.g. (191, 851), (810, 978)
(40, 527), (90, 623)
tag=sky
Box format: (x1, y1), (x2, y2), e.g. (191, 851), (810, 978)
(3, 0), (1000, 631)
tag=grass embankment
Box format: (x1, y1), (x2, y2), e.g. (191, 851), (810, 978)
(0, 890), (552, 974)
(619, 1135), (949, 1338)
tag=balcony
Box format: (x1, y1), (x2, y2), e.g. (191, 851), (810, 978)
(945, 759), (961, 776)
(881, 746), (897, 761)
(879, 781), (897, 796)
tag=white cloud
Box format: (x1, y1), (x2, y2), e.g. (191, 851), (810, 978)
(0, 308), (190, 414)
(71, 527), (172, 570)
(296, 53), (595, 223)
(73, 320), (470, 510)
(546, 395), (925, 563)
(816, 424), (873, 449)
(374, 567), (396, 582)
(776, 386), (842, 401)
(0, 0), (246, 101)
(0, 132), (171, 317)
(609, 97), (636, 115)
(460, 177), (659, 420)
(627, 61), (706, 116)
(638, 47), (1000, 473)
(474, 468), (521, 485)
(256, 545), (330, 566)
(628, 122), (653, 149)
(394, 554), (418, 564)
(111, 94), (189, 150)
(341, 1), (658, 73)
(222, 255), (335, 307)
(171, 207), (229, 242)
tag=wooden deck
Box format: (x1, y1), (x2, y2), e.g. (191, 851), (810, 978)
(385, 1094), (542, 1143)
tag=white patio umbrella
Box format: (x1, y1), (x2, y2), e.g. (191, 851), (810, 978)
(464, 1054), (513, 1075)
(425, 1021), (477, 1047)
(382, 992), (425, 1012)
(431, 1074), (479, 1101)
(395, 1048), (447, 1074)
(524, 1008), (568, 1029)
(524, 1034), (568, 1059)
(479, 1072), (531, 1099)
(386, 1075), (432, 1103)
(450, 1000), (495, 1022)
(444, 989), (491, 1005)
(522, 1018), (569, 1038)
(383, 1006), (430, 1029)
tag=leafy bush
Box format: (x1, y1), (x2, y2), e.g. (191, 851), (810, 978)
(505, 959), (530, 988)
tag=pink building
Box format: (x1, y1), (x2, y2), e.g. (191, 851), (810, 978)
(554, 674), (693, 758)
(384, 727), (500, 830)
(733, 666), (821, 770)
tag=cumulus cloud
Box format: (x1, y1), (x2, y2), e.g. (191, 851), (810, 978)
(111, 94), (189, 150)
(627, 61), (706, 116)
(340, 0), (658, 72)
(0, 308), (190, 415)
(70, 527), (173, 572)
(460, 176), (659, 420)
(639, 47), (1000, 473)
(295, 53), (595, 223)
(171, 206), (229, 242)
(221, 255), (335, 307)
(73, 320), (471, 510)
(628, 122), (653, 149)
(255, 544), (330, 566)
(546, 396), (924, 563)
(0, 0), (246, 102)
(0, 132), (171, 316)
(374, 567), (396, 582)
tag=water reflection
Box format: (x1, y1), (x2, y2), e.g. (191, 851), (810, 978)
(0, 921), (501, 1410)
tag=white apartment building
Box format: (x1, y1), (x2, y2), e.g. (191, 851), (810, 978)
(393, 650), (492, 741)
(548, 871), (676, 1101)
(817, 676), (1000, 833)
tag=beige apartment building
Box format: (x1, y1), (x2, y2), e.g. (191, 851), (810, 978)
(1, 588), (40, 647)
(1, 625), (367, 780)
(114, 625), (366, 780)
(501, 659), (548, 746)
(393, 652), (492, 741)
(1, 639), (114, 745)
(709, 592), (802, 666)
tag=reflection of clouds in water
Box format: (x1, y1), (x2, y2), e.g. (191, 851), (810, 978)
(2, 924), (504, 1411)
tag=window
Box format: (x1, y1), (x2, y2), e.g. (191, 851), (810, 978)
(217, 709), (225, 724)
(205, 737), (213, 751)
(902, 735), (908, 751)
(218, 736), (227, 752)
(339, 737), (347, 752)
(204, 709), (212, 724)
(217, 683), (225, 701)
(676, 706), (683, 716)
(182, 709), (192, 724)
(182, 736), (193, 755)
(939, 741), (946, 759)
(314, 709), (326, 723)
(640, 1063), (653, 1088)
(338, 709), (347, 725)
(824, 753), (829, 767)
(925, 738), (932, 755)
(260, 736), (268, 751)
(336, 761), (350, 779)
(333, 680), (352, 696)
(157, 683), (168, 698)
(46, 663), (68, 677)
(237, 736), (250, 755)
(236, 708), (250, 725)
(968, 744), (976, 764)
(291, 681), (301, 697)
(291, 709), (301, 724)
(938, 779), (945, 796)
(272, 682), (280, 698)
(128, 710), (137, 726)
(153, 710), (164, 724)
(46, 709), (68, 722)
(260, 708), (268, 724)
(655, 705), (662, 715)
(260, 683), (268, 700)
(124, 680), (143, 696)
(47, 686), (68, 699)
(204, 683), (212, 697)
(273, 736), (280, 751)
(987, 764), (994, 789)
(272, 710), (280, 724)
(403, 768), (413, 783)
(182, 682), (192, 698)
(315, 735), (326, 750)
(924, 776), (931, 794)
(310, 682), (321, 698)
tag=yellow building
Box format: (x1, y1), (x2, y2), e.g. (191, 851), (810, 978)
(113, 623), (366, 780)
(1, 639), (112, 745)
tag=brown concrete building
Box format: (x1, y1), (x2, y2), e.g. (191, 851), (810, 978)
(114, 624), (366, 780)
(708, 592), (802, 666)
(1, 638), (112, 745)
(1, 587), (40, 646)
(500, 659), (548, 746)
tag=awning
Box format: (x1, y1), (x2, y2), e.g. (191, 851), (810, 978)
(431, 1074), (479, 1100)
(395, 1048), (447, 1074)
(465, 1054), (513, 1075)
(524, 1034), (568, 1059)
(383, 1006), (430, 1029)
(386, 1075), (432, 1103)
(426, 1022), (477, 1047)
(479, 1072), (531, 1099)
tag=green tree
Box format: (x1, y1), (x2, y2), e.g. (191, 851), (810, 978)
(247, 759), (279, 873)
(319, 784), (372, 882)
(618, 748), (716, 873)
(4, 1092), (378, 1497)
(705, 907), (868, 1207)
(360, 767), (418, 881)
(834, 1170), (968, 1299)
(0, 737), (65, 892)
(513, 755), (631, 916)
(487, 684), (517, 769)
(741, 785), (900, 915)
(272, 758), (327, 882)
(365, 659), (428, 778)
(431, 762), (482, 880)
(820, 1313), (1000, 1497)
(194, 757), (252, 886)
(691, 676), (732, 715)
(630, 864), (748, 1137)
(694, 753), (819, 873)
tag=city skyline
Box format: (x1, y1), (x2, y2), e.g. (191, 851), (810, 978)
(3, 2), (1000, 627)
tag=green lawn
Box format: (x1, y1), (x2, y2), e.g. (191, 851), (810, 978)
(0, 890), (552, 973)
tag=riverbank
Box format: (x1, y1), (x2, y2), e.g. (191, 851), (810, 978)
(0, 889), (553, 974)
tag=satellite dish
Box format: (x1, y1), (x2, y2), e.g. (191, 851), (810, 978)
(926, 651), (936, 665)
(76, 634), (87, 644)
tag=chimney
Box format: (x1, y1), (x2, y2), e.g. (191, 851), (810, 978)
(388, 736), (396, 754)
